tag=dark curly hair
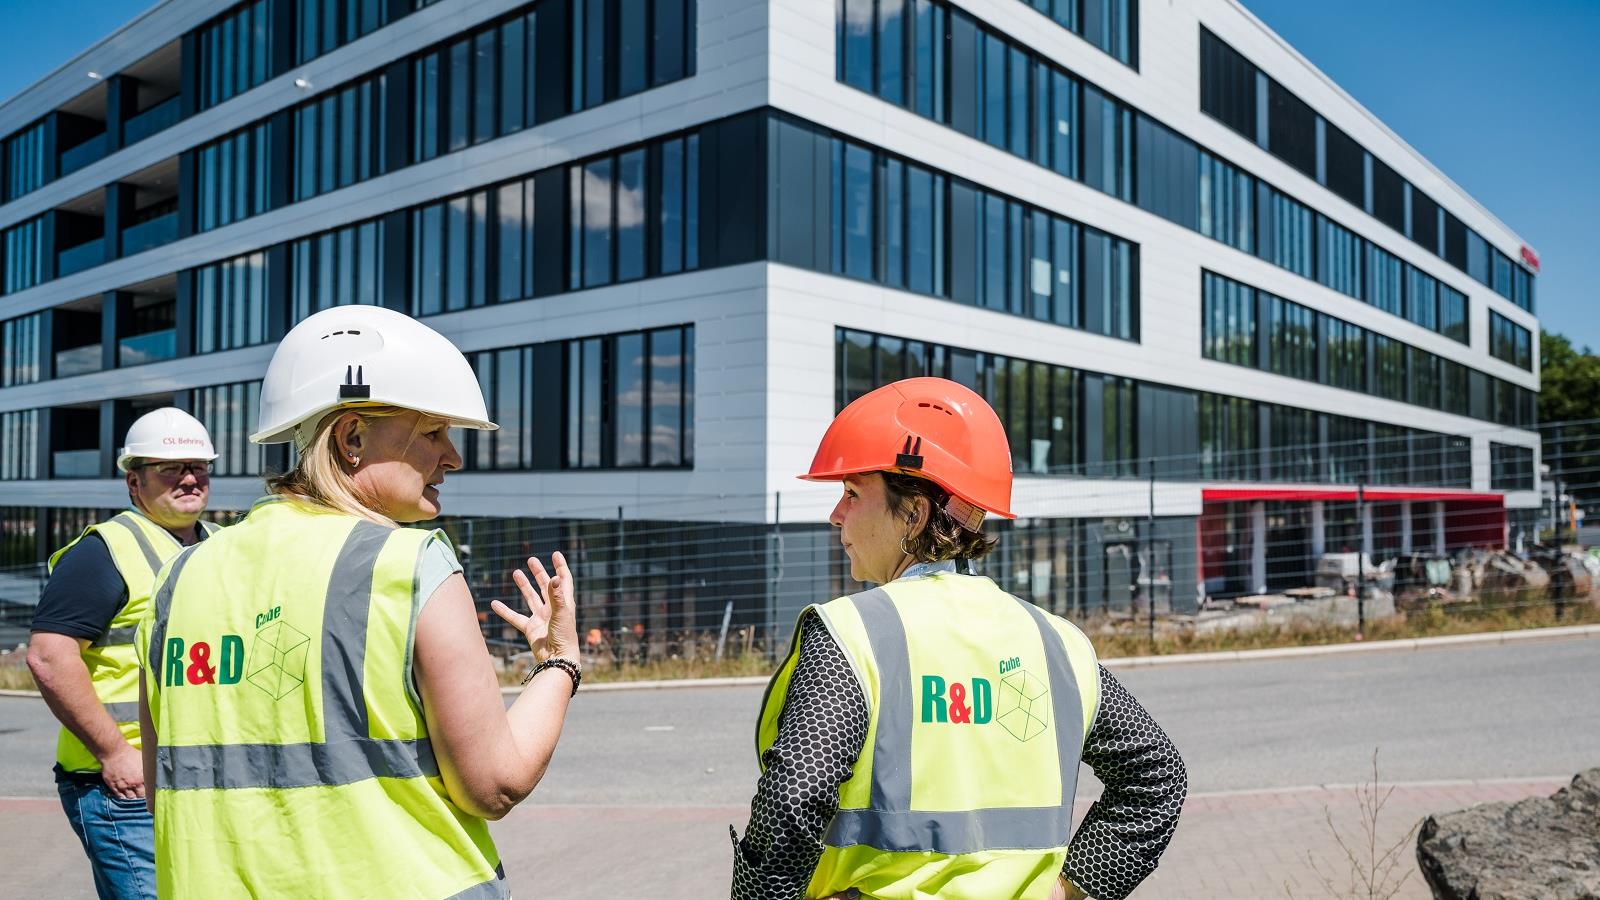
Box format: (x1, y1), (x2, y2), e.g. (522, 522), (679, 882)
(880, 471), (998, 563)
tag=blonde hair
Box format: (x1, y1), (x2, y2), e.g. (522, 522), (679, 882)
(266, 406), (416, 528)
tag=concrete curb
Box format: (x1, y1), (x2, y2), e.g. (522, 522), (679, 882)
(5, 625), (1595, 701)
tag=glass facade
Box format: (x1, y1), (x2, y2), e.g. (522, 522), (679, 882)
(412, 191), (489, 316)
(770, 115), (1137, 339)
(1489, 311), (1533, 371)
(1, 313), (42, 387)
(292, 218), (385, 323)
(0, 409), (40, 480)
(458, 324), (694, 472)
(196, 0), (274, 111)
(194, 252), (270, 353)
(843, 326), (1471, 488)
(2, 217), (46, 295)
(190, 381), (264, 476)
(296, 0), (391, 65)
(294, 75), (387, 202)
(3, 121), (48, 202)
(1200, 269), (1527, 419)
(1490, 442), (1535, 492)
(1199, 27), (1537, 299)
(195, 122), (274, 232)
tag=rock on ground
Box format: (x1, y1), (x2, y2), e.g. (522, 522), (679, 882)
(1417, 768), (1600, 900)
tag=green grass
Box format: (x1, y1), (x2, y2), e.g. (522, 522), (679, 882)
(1086, 598), (1600, 660)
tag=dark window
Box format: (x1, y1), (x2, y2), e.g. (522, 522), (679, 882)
(1490, 311), (1533, 371)
(2, 217), (46, 295)
(1321, 121), (1365, 210)
(1200, 394), (1256, 482)
(1326, 415), (1366, 483)
(1405, 266), (1438, 332)
(1372, 335), (1406, 402)
(1442, 211), (1467, 270)
(1268, 405), (1319, 482)
(557, 324), (694, 470)
(1465, 227), (1489, 285)
(412, 191), (487, 315)
(197, 0), (275, 111)
(193, 252), (269, 354)
(1, 312), (42, 387)
(1266, 79), (1316, 179)
(1100, 375), (1137, 478)
(1200, 28), (1257, 142)
(3, 121), (48, 202)
(1324, 316), (1364, 392)
(1366, 244), (1403, 316)
(1083, 227), (1137, 341)
(190, 381), (264, 476)
(1409, 346), (1440, 409)
(1368, 158), (1405, 234)
(1372, 424), (1407, 485)
(1199, 152), (1252, 252)
(1081, 0), (1136, 66)
(840, 0), (873, 91)
(1, 409), (41, 480)
(1316, 214), (1363, 299)
(1440, 359), (1469, 415)
(1440, 284), (1467, 344)
(1263, 292), (1317, 382)
(195, 122), (275, 232)
(295, 0), (388, 65)
(293, 75), (386, 201)
(1201, 271), (1253, 367)
(291, 218), (385, 322)
(1491, 249), (1513, 300)
(1410, 189), (1438, 253)
(1490, 443), (1535, 491)
(1260, 188), (1313, 279)
(1082, 85), (1132, 201)
(1136, 116), (1199, 230)
(1511, 266), (1534, 314)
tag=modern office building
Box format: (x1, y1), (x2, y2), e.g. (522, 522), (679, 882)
(0, 0), (1542, 644)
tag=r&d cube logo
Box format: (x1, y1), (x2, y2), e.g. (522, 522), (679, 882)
(919, 655), (1051, 743)
(247, 606), (311, 700)
(996, 657), (1050, 742)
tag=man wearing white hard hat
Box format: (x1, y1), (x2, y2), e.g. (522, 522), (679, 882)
(26, 407), (220, 900)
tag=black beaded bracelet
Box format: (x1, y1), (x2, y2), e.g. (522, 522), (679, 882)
(522, 656), (581, 696)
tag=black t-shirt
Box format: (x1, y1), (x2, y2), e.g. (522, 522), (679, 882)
(30, 534), (129, 643)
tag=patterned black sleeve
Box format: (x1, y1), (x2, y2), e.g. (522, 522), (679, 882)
(1062, 665), (1188, 900)
(731, 610), (869, 900)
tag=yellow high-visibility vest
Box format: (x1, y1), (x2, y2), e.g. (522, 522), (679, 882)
(47, 510), (219, 773)
(757, 567), (1101, 899)
(136, 498), (506, 899)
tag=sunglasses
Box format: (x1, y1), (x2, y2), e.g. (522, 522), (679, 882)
(140, 461), (214, 478)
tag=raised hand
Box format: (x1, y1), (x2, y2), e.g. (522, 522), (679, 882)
(490, 551), (579, 665)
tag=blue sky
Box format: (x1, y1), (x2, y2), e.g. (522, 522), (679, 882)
(0, 0), (1594, 350)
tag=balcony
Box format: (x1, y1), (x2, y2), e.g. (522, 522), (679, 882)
(121, 213), (177, 257)
(56, 238), (105, 278)
(118, 329), (175, 366)
(54, 344), (102, 378)
(52, 449), (101, 479)
(123, 96), (181, 146)
(59, 135), (108, 177)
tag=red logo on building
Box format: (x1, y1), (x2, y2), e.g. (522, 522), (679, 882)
(1520, 245), (1541, 273)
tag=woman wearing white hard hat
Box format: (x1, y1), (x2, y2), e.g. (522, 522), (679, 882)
(134, 306), (579, 899)
(28, 407), (218, 900)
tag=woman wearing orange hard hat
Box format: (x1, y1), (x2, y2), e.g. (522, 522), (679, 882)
(733, 377), (1187, 900)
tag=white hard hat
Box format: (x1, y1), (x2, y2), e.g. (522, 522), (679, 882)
(251, 305), (496, 446)
(118, 407), (218, 473)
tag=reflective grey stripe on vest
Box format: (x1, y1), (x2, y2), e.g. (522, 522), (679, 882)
(152, 520), (440, 791)
(823, 586), (1083, 855)
(111, 513), (166, 576)
(92, 627), (138, 648)
(445, 864), (509, 899)
(104, 701), (140, 723)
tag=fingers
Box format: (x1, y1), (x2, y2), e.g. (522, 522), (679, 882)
(527, 556), (552, 596)
(511, 567), (544, 609)
(489, 599), (530, 630)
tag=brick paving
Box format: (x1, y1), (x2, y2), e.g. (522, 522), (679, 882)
(4, 777), (1567, 898)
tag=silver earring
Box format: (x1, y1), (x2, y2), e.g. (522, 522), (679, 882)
(348, 453), (360, 466)
(900, 533), (914, 556)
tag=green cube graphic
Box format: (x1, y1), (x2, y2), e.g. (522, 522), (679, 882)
(996, 669), (1050, 742)
(247, 620), (311, 700)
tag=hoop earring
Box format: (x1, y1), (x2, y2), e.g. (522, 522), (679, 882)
(900, 533), (914, 557)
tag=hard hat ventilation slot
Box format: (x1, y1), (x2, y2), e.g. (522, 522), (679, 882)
(895, 435), (924, 469)
(339, 364), (372, 399)
(916, 402), (953, 415)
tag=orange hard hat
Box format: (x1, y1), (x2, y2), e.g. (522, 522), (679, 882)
(800, 377), (1015, 521)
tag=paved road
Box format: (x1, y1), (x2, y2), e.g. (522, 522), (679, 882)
(4, 635), (1597, 897)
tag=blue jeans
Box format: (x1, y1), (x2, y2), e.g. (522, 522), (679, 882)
(56, 780), (156, 900)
